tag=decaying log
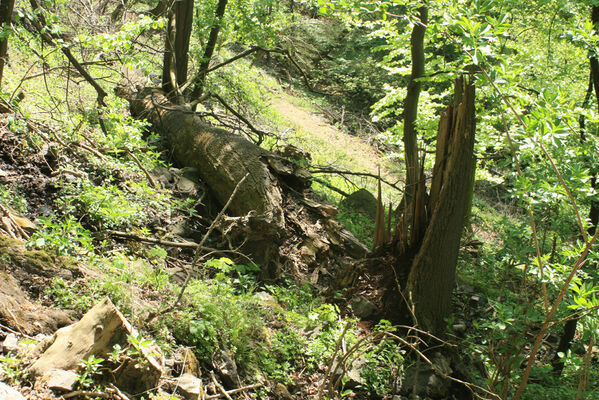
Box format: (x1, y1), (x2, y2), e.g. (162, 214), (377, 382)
(120, 87), (309, 230)
(117, 73), (368, 282)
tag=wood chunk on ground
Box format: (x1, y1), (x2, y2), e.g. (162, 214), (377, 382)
(28, 297), (164, 395)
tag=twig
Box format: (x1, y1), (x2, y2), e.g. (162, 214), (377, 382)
(515, 228), (599, 399)
(204, 383), (263, 399)
(310, 167), (403, 193)
(311, 177), (349, 197)
(106, 230), (203, 249)
(0, 322), (33, 339)
(0, 204), (29, 239)
(27, 0), (108, 107)
(207, 93), (269, 145)
(317, 321), (351, 400)
(210, 371), (233, 400)
(108, 384), (131, 400)
(125, 149), (158, 188)
(62, 391), (112, 399)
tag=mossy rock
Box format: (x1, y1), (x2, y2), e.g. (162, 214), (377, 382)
(340, 189), (378, 219)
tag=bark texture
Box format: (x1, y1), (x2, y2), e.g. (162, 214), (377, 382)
(117, 75), (368, 280)
(403, 6), (428, 204)
(162, 0), (194, 99)
(0, 0), (16, 88)
(405, 76), (476, 333)
(386, 76), (476, 334)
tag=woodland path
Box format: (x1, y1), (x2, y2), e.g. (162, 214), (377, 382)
(268, 90), (402, 202)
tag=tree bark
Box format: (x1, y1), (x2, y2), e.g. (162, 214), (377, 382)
(385, 76), (476, 334)
(405, 76), (476, 333)
(191, 0), (229, 100)
(118, 82), (321, 272)
(402, 6), (428, 204)
(0, 0), (16, 88)
(162, 0), (194, 100)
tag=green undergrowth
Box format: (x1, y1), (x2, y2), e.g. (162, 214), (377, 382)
(458, 188), (599, 399)
(40, 252), (406, 397)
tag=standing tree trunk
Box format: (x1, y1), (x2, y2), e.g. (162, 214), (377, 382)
(385, 76), (477, 335)
(0, 0), (16, 88)
(191, 0), (228, 100)
(162, 0), (194, 101)
(403, 6), (428, 205)
(405, 76), (476, 333)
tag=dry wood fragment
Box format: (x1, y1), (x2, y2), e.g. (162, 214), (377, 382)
(204, 383), (263, 399)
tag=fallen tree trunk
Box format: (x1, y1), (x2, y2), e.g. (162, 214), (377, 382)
(117, 77), (367, 280)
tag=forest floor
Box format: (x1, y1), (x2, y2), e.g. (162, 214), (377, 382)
(0, 53), (590, 400)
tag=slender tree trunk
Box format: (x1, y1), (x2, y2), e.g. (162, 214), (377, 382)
(0, 0), (16, 88)
(191, 0), (228, 100)
(162, 0), (194, 100)
(552, 5), (599, 374)
(403, 6), (428, 204)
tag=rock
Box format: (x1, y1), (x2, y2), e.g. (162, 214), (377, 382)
(272, 383), (293, 400)
(333, 357), (367, 389)
(175, 373), (203, 400)
(254, 291), (275, 303)
(350, 296), (377, 319)
(175, 176), (198, 194)
(0, 270), (71, 336)
(212, 350), (239, 388)
(2, 333), (19, 354)
(401, 354), (452, 399)
(0, 382), (26, 400)
(44, 369), (78, 391)
(340, 189), (378, 219)
(28, 297), (164, 395)
(152, 166), (174, 188)
(182, 349), (201, 377)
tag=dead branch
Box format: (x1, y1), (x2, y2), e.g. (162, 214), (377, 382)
(106, 230), (205, 249)
(63, 391), (112, 399)
(310, 167), (403, 193)
(210, 371), (234, 400)
(205, 93), (269, 145)
(27, 0), (109, 107)
(311, 177), (350, 197)
(204, 383), (263, 400)
(125, 149), (158, 188)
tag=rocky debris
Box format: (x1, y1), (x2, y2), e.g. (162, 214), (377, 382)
(272, 382), (293, 400)
(28, 297), (164, 395)
(350, 295), (377, 319)
(254, 291), (276, 303)
(182, 348), (202, 377)
(340, 188), (378, 219)
(43, 369), (78, 392)
(0, 382), (26, 400)
(0, 267), (71, 335)
(2, 333), (19, 354)
(400, 353), (452, 399)
(175, 373), (203, 400)
(332, 357), (367, 389)
(212, 349), (239, 388)
(0, 236), (79, 293)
